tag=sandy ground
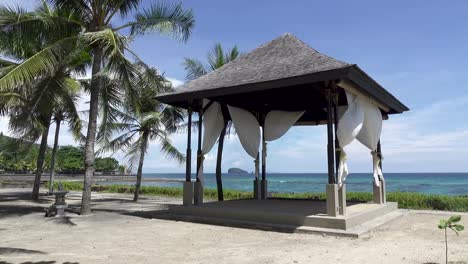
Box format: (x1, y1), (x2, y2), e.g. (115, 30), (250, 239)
(0, 188), (467, 264)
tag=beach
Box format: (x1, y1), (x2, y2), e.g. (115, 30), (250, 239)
(1, 188), (467, 264)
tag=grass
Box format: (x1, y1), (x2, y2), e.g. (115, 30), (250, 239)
(46, 181), (468, 212)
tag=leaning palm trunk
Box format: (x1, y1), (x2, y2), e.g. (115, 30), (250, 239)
(32, 121), (51, 200)
(215, 125), (227, 201)
(81, 47), (102, 215)
(134, 133), (149, 202)
(48, 120), (61, 194)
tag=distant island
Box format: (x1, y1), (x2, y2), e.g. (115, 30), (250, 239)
(228, 168), (248, 174)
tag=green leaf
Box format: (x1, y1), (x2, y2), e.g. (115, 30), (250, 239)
(448, 215), (461, 223)
(439, 220), (448, 229)
(453, 224), (464, 232)
(449, 227), (460, 236)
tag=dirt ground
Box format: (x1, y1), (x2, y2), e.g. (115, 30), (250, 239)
(0, 188), (467, 264)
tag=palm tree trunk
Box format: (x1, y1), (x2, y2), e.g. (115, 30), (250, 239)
(133, 133), (149, 202)
(32, 119), (51, 200)
(48, 119), (61, 194)
(215, 125), (227, 201)
(81, 47), (102, 215)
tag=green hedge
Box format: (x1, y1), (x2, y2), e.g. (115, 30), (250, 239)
(45, 181), (468, 212)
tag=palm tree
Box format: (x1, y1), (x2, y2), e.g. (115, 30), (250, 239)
(0, 3), (89, 199)
(183, 43), (239, 201)
(99, 63), (185, 202)
(0, 1), (194, 213)
(48, 90), (82, 194)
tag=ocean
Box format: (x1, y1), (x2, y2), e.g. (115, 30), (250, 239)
(116, 173), (468, 196)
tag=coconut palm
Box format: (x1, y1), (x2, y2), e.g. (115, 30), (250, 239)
(0, 3), (89, 199)
(183, 43), (239, 201)
(47, 90), (83, 194)
(99, 63), (185, 202)
(0, 1), (194, 213)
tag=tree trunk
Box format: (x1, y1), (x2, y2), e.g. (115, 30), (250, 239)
(32, 119), (51, 200)
(215, 125), (227, 201)
(48, 119), (61, 194)
(133, 134), (149, 202)
(80, 47), (102, 215)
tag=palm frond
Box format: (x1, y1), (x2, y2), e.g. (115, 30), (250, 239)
(0, 35), (77, 91)
(117, 2), (194, 42)
(159, 136), (185, 165)
(183, 58), (207, 81)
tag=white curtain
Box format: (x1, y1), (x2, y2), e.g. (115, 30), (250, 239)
(264, 111), (304, 141)
(356, 99), (383, 186)
(262, 110), (304, 177)
(336, 92), (364, 186)
(228, 105), (261, 178)
(336, 92), (383, 186)
(197, 100), (225, 185)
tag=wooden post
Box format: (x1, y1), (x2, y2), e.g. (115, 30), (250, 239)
(183, 107), (193, 205)
(326, 85), (339, 216)
(196, 110), (203, 181)
(377, 140), (386, 203)
(186, 108), (192, 182)
(333, 91), (340, 183)
(261, 126), (266, 181)
(194, 108), (204, 205)
(377, 140), (383, 171)
(326, 87), (336, 184)
(261, 121), (267, 199)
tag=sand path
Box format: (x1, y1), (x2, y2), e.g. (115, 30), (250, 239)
(0, 188), (467, 264)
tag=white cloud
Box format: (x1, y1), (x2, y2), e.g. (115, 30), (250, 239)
(167, 77), (184, 88)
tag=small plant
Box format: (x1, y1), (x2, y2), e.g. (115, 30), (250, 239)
(438, 215), (464, 264)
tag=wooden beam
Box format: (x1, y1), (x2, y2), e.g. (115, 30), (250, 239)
(185, 107), (192, 182)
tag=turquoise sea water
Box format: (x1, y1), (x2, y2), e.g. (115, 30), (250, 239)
(114, 173), (468, 196)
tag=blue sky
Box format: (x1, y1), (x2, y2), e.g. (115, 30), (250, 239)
(1, 0), (468, 173)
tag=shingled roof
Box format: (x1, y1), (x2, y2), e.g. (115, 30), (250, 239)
(157, 33), (409, 114)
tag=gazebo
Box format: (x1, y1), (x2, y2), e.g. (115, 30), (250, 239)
(157, 34), (408, 234)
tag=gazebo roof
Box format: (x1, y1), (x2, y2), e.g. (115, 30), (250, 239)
(157, 33), (409, 115)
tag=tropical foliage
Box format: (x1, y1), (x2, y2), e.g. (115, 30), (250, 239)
(98, 63), (185, 202)
(0, 0), (194, 213)
(0, 134), (121, 174)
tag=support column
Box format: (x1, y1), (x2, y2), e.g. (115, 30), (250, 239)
(194, 109), (204, 205)
(253, 153), (261, 200)
(183, 107), (194, 206)
(325, 85), (339, 216)
(261, 124), (267, 199)
(332, 84), (346, 215)
(378, 141), (386, 203)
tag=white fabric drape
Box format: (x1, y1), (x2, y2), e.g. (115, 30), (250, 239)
(264, 111), (304, 141)
(336, 92), (384, 186)
(262, 110), (304, 179)
(336, 92), (364, 186)
(356, 99), (383, 186)
(228, 106), (260, 159)
(197, 100), (225, 185)
(228, 105), (261, 178)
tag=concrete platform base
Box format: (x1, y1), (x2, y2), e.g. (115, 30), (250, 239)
(260, 179), (267, 199)
(182, 182), (194, 206)
(194, 182), (203, 205)
(253, 180), (261, 200)
(169, 199), (401, 237)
